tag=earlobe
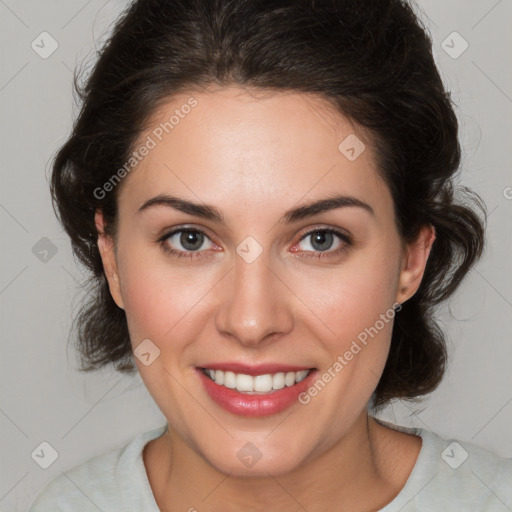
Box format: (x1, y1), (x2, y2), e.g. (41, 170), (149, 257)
(396, 225), (436, 305)
(94, 209), (125, 310)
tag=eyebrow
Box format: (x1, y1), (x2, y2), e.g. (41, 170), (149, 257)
(137, 193), (375, 224)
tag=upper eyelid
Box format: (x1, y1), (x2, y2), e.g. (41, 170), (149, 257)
(161, 224), (215, 241)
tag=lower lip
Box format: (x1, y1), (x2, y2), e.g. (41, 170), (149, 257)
(196, 368), (317, 417)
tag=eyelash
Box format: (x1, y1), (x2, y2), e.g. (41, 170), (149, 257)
(157, 226), (353, 261)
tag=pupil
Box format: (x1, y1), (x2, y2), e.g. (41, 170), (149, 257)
(181, 231), (203, 250)
(311, 231), (333, 251)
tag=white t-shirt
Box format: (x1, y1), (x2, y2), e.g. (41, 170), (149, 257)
(28, 418), (512, 511)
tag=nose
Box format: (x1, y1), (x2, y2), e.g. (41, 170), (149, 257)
(215, 251), (294, 348)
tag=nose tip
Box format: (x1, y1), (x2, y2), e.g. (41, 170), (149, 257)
(214, 259), (294, 348)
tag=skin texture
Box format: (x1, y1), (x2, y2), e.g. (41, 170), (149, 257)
(95, 85), (435, 511)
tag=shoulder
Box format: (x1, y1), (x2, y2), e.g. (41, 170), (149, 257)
(27, 445), (123, 512)
(27, 425), (167, 512)
(375, 418), (512, 511)
(429, 431), (512, 504)
(418, 429), (512, 510)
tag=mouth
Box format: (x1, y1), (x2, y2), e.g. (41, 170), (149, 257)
(200, 367), (313, 394)
(196, 365), (318, 417)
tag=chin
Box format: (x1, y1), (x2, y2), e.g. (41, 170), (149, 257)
(197, 437), (309, 478)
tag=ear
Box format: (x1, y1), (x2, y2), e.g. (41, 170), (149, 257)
(94, 209), (124, 310)
(396, 224), (436, 305)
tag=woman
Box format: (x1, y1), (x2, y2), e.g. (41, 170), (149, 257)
(29, 0), (512, 510)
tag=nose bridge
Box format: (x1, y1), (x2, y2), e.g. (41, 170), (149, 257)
(215, 247), (293, 346)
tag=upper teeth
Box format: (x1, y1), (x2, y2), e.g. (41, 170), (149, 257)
(203, 369), (310, 393)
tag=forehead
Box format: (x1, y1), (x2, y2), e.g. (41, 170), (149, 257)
(117, 86), (393, 224)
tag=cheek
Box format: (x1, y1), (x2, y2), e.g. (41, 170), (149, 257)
(119, 250), (190, 345)
(294, 245), (399, 341)
(117, 248), (219, 351)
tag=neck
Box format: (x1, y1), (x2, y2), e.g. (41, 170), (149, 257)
(144, 412), (414, 511)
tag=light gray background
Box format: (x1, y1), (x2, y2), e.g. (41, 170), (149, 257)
(0, 1), (511, 510)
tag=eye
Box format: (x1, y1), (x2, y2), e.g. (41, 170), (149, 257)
(292, 228), (352, 259)
(158, 227), (217, 260)
(157, 226), (352, 261)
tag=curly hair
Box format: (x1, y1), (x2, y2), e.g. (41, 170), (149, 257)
(50, 0), (486, 411)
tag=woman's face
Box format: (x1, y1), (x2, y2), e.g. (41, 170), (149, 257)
(96, 86), (433, 476)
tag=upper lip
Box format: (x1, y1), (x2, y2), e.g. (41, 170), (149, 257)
(197, 362), (315, 376)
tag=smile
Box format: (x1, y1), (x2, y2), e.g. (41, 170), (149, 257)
(196, 365), (318, 417)
(201, 368), (311, 394)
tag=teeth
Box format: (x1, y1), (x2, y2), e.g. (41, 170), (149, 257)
(214, 370), (224, 385)
(273, 372), (285, 390)
(236, 373), (254, 392)
(254, 374), (273, 392)
(203, 368), (311, 393)
(285, 371), (296, 387)
(224, 371), (236, 389)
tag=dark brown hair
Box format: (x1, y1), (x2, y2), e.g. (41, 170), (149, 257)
(51, 0), (486, 411)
